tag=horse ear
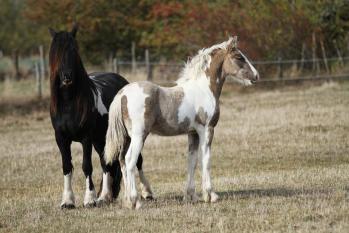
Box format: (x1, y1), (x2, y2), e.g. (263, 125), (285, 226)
(71, 23), (79, 38)
(49, 28), (56, 38)
(233, 36), (238, 47)
(227, 36), (238, 52)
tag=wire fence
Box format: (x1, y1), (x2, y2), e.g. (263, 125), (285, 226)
(0, 53), (349, 99)
(110, 56), (349, 82)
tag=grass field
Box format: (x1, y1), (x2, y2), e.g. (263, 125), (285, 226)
(0, 81), (349, 232)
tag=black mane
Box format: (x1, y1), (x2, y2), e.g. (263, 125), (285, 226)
(49, 31), (96, 126)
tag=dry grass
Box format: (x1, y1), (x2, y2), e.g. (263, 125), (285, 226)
(1, 82), (349, 232)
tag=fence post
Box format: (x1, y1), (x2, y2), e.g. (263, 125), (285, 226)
(108, 53), (113, 72)
(312, 32), (320, 75)
(39, 45), (45, 80)
(320, 39), (329, 73)
(277, 57), (283, 79)
(112, 58), (119, 74)
(131, 41), (136, 73)
(312, 32), (316, 72)
(299, 43), (306, 73)
(145, 49), (153, 81)
(35, 62), (42, 99)
(333, 39), (344, 67)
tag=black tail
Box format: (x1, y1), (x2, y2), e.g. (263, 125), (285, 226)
(110, 160), (122, 198)
(98, 153), (144, 199)
(97, 160), (122, 199)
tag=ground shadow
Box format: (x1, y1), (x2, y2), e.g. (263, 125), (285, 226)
(151, 187), (333, 207)
(217, 187), (332, 200)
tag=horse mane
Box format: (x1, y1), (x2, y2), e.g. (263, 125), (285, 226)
(176, 37), (234, 84)
(49, 33), (96, 125)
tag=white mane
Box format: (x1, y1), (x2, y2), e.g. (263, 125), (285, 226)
(176, 37), (234, 84)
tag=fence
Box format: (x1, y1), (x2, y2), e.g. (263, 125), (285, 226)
(109, 55), (349, 83)
(1, 50), (349, 99)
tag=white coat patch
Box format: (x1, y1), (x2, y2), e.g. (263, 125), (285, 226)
(238, 49), (259, 78)
(61, 172), (75, 206)
(93, 90), (108, 116)
(177, 75), (215, 127)
(124, 83), (149, 131)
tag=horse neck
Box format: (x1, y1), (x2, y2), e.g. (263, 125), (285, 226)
(205, 55), (226, 100)
(177, 74), (211, 93)
(178, 63), (226, 101)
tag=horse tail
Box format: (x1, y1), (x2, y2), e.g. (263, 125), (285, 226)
(105, 94), (128, 165)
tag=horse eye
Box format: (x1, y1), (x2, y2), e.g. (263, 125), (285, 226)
(235, 54), (244, 61)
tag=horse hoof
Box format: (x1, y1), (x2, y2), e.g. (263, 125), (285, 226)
(210, 192), (219, 203)
(124, 197), (140, 209)
(96, 198), (111, 207)
(141, 194), (154, 201)
(60, 203), (75, 209)
(84, 201), (97, 208)
(183, 193), (199, 203)
(203, 191), (219, 203)
(135, 199), (143, 210)
(145, 196), (154, 201)
(124, 200), (134, 209)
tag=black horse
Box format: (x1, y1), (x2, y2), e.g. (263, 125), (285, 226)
(49, 25), (153, 208)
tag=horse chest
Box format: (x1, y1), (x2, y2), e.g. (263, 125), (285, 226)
(53, 110), (94, 141)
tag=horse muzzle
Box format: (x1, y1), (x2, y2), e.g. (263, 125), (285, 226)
(250, 73), (260, 84)
(62, 79), (73, 86)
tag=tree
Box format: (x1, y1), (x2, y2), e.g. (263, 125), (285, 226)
(25, 0), (153, 63)
(0, 0), (37, 79)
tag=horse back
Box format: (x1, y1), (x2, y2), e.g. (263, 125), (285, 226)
(89, 72), (129, 109)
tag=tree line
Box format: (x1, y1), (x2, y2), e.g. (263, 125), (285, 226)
(0, 0), (348, 79)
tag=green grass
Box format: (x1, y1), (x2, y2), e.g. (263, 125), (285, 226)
(0, 82), (349, 232)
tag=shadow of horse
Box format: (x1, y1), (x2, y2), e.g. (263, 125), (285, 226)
(144, 187), (334, 208)
(217, 187), (332, 200)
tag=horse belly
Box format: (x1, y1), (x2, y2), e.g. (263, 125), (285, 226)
(150, 115), (191, 136)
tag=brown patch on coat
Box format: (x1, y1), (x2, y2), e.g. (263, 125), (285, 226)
(204, 49), (227, 127)
(121, 95), (129, 120)
(138, 82), (190, 136)
(195, 107), (208, 126)
(154, 86), (191, 135)
(209, 107), (220, 127)
(204, 46), (245, 127)
(207, 126), (214, 146)
(205, 49), (226, 98)
(188, 132), (199, 152)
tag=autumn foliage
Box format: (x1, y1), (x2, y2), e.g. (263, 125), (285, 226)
(1, 0), (348, 64)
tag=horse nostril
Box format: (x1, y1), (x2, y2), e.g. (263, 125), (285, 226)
(251, 74), (259, 84)
(63, 79), (72, 85)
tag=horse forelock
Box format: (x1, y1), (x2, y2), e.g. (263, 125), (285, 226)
(49, 34), (71, 114)
(177, 37), (234, 84)
(49, 34), (79, 78)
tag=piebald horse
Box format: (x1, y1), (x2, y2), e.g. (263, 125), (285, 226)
(49, 25), (152, 208)
(104, 37), (259, 208)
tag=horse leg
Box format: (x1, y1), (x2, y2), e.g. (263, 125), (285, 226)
(94, 141), (121, 205)
(117, 136), (152, 202)
(199, 126), (218, 203)
(124, 133), (145, 209)
(136, 154), (154, 200)
(118, 136), (130, 201)
(82, 139), (97, 207)
(55, 132), (75, 209)
(184, 132), (199, 202)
